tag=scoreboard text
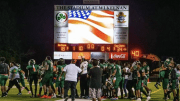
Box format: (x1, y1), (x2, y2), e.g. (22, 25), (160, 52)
(55, 43), (127, 52)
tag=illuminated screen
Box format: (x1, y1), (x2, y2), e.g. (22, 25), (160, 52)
(54, 5), (129, 59)
(68, 10), (113, 44)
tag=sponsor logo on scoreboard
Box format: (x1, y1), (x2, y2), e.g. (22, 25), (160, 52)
(72, 52), (91, 59)
(54, 11), (68, 27)
(114, 11), (129, 27)
(116, 12), (126, 23)
(109, 52), (128, 60)
(54, 52), (72, 59)
(56, 12), (68, 22)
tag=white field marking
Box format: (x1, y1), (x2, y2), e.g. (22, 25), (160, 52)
(142, 89), (162, 97)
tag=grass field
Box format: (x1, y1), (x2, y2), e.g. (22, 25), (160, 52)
(0, 79), (178, 101)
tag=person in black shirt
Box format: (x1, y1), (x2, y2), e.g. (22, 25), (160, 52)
(87, 59), (102, 101)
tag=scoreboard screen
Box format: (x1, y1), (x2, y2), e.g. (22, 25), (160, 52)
(54, 5), (129, 60)
(55, 43), (127, 52)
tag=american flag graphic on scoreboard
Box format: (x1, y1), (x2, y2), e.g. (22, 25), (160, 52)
(68, 10), (114, 44)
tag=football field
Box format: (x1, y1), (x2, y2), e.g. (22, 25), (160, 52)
(0, 80), (178, 101)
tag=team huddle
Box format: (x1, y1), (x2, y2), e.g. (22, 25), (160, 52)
(0, 56), (180, 101)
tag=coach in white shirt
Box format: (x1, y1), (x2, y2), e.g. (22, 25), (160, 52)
(60, 59), (83, 101)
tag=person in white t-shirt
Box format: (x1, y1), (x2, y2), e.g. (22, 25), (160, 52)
(80, 58), (89, 99)
(60, 59), (83, 101)
(123, 62), (130, 98)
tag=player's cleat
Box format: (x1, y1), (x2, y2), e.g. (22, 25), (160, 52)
(110, 97), (118, 100)
(148, 90), (152, 96)
(17, 93), (22, 95)
(168, 94), (171, 99)
(37, 94), (41, 97)
(154, 84), (159, 89)
(30, 95), (34, 98)
(40, 95), (48, 98)
(1, 94), (6, 97)
(146, 96), (151, 101)
(137, 98), (141, 101)
(84, 96), (89, 99)
(75, 95), (79, 98)
(80, 96), (85, 99)
(28, 91), (31, 94)
(163, 97), (168, 101)
(5, 92), (8, 97)
(158, 83), (161, 86)
(124, 96), (128, 98)
(131, 97), (136, 100)
(64, 97), (68, 101)
(115, 97), (118, 100)
(52, 94), (56, 98)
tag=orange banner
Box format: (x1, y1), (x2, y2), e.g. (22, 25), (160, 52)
(72, 52), (91, 59)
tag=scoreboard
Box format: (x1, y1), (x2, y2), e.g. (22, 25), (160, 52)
(55, 43), (127, 52)
(54, 5), (129, 60)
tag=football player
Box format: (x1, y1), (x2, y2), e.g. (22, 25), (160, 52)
(154, 61), (165, 89)
(55, 58), (65, 98)
(0, 57), (9, 97)
(37, 61), (46, 97)
(112, 60), (123, 100)
(162, 58), (173, 100)
(26, 59), (39, 97)
(40, 56), (54, 99)
(99, 59), (108, 98)
(139, 63), (151, 101)
(17, 63), (31, 94)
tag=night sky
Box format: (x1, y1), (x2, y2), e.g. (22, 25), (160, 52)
(1, 0), (179, 63)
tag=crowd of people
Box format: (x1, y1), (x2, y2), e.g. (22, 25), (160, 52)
(0, 56), (179, 101)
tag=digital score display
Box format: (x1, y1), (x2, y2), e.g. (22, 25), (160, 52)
(131, 50), (141, 59)
(55, 43), (127, 52)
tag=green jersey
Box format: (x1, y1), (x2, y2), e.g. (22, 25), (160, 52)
(56, 65), (64, 75)
(139, 67), (145, 78)
(114, 64), (122, 78)
(100, 63), (107, 75)
(56, 65), (65, 80)
(143, 65), (150, 77)
(87, 63), (93, 71)
(164, 67), (171, 78)
(100, 63), (106, 70)
(45, 60), (53, 74)
(137, 67), (142, 80)
(18, 68), (24, 79)
(62, 64), (66, 68)
(132, 65), (138, 79)
(26, 64), (39, 76)
(108, 63), (115, 74)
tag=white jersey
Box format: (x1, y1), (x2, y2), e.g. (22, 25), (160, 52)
(9, 66), (20, 80)
(124, 67), (129, 79)
(80, 61), (88, 74)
